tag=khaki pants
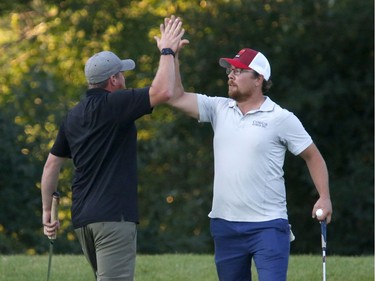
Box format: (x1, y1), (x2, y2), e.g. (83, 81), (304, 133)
(75, 221), (137, 281)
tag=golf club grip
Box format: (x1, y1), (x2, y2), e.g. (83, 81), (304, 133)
(49, 192), (60, 240)
(321, 220), (327, 246)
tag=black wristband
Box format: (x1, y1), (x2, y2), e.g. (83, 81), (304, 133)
(161, 48), (175, 57)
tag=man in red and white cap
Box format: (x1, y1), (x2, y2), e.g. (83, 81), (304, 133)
(169, 47), (333, 281)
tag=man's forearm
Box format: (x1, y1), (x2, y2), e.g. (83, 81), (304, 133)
(168, 54), (184, 104)
(149, 54), (176, 104)
(41, 154), (64, 211)
(307, 152), (330, 199)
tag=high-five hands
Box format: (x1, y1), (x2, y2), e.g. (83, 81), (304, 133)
(154, 15), (189, 54)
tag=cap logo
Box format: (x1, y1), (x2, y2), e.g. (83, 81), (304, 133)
(235, 49), (247, 58)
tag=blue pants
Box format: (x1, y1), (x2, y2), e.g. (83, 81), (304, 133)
(210, 218), (290, 281)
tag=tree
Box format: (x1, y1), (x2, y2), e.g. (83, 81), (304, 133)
(0, 0), (373, 255)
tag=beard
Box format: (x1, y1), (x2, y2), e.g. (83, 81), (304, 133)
(228, 83), (246, 102)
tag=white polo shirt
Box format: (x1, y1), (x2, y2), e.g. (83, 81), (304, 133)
(197, 94), (312, 222)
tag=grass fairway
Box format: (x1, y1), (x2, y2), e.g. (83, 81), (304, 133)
(0, 254), (373, 280)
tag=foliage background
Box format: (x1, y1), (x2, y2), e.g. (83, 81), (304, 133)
(0, 0), (373, 255)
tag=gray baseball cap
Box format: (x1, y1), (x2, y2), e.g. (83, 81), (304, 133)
(84, 51), (135, 84)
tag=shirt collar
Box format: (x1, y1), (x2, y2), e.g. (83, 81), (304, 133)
(86, 88), (111, 97)
(259, 96), (275, 112)
(228, 96), (275, 113)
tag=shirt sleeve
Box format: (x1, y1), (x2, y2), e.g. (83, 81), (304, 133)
(108, 87), (152, 122)
(197, 94), (229, 124)
(278, 113), (313, 155)
(50, 121), (72, 158)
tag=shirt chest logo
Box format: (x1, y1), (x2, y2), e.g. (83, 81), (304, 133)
(252, 120), (268, 128)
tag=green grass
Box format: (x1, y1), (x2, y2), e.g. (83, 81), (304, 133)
(0, 254), (373, 281)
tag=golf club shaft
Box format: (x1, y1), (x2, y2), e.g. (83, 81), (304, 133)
(47, 192), (60, 281)
(320, 220), (327, 281)
(47, 240), (54, 281)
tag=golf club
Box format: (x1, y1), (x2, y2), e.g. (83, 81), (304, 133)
(47, 192), (60, 281)
(320, 220), (327, 281)
(316, 209), (327, 281)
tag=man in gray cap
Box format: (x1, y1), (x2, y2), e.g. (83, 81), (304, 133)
(41, 16), (186, 280)
(84, 50), (136, 87)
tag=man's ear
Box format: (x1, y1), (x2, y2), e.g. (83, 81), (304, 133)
(255, 75), (264, 87)
(109, 75), (117, 86)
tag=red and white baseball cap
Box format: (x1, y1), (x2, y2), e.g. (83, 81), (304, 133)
(219, 48), (271, 81)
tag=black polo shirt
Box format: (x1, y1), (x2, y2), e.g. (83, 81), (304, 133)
(51, 87), (151, 228)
